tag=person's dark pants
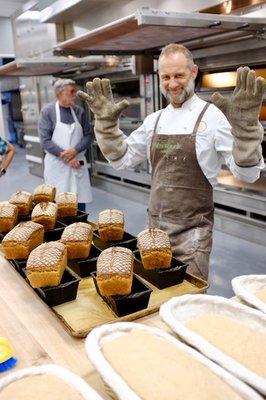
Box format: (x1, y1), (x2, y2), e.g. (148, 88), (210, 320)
(78, 203), (86, 212)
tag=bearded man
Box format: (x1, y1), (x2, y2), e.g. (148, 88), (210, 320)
(78, 43), (265, 281)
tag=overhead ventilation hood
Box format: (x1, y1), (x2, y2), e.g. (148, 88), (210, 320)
(54, 7), (266, 56)
(40, 0), (111, 23)
(0, 56), (106, 77)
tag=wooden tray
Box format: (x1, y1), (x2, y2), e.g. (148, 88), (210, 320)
(52, 271), (208, 338)
(4, 221), (209, 338)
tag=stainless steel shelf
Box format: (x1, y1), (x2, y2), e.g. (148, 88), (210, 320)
(94, 161), (151, 186)
(214, 185), (266, 216)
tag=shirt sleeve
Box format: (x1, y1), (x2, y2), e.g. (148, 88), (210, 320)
(0, 137), (7, 156)
(214, 113), (265, 183)
(110, 118), (151, 170)
(74, 108), (91, 153)
(38, 107), (63, 156)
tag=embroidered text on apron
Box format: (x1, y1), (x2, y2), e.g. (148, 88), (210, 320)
(44, 102), (92, 203)
(148, 103), (214, 280)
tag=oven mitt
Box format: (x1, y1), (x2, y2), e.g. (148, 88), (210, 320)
(211, 66), (265, 167)
(78, 78), (129, 161)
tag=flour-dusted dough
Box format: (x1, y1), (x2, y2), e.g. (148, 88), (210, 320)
(186, 313), (266, 378)
(103, 329), (243, 400)
(0, 375), (84, 400)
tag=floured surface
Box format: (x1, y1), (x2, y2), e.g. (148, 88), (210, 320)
(9, 191), (31, 204)
(98, 209), (124, 226)
(32, 202), (57, 217)
(34, 184), (55, 196)
(3, 221), (42, 243)
(57, 192), (77, 204)
(137, 228), (171, 251)
(255, 288), (266, 303)
(53, 274), (207, 336)
(186, 313), (266, 378)
(0, 375), (84, 400)
(0, 202), (17, 218)
(97, 247), (133, 276)
(61, 222), (92, 242)
(102, 329), (242, 400)
(27, 241), (66, 271)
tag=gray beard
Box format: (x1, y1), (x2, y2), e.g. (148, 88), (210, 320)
(160, 79), (195, 106)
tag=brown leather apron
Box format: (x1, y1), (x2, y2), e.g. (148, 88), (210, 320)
(147, 103), (214, 280)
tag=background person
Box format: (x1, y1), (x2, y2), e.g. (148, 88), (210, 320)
(0, 136), (15, 178)
(38, 78), (92, 211)
(78, 44), (265, 280)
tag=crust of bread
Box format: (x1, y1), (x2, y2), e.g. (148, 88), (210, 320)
(57, 204), (78, 218)
(26, 242), (67, 288)
(98, 209), (124, 241)
(0, 217), (17, 233)
(33, 184), (56, 203)
(32, 215), (56, 230)
(96, 247), (133, 296)
(137, 228), (172, 270)
(31, 202), (58, 230)
(57, 193), (78, 218)
(9, 192), (33, 216)
(0, 203), (18, 233)
(97, 274), (132, 297)
(2, 222), (44, 259)
(60, 222), (93, 259)
(98, 224), (124, 242)
(141, 249), (172, 269)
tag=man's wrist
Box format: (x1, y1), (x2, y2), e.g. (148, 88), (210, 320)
(0, 168), (6, 176)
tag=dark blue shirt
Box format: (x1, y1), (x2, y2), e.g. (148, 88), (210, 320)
(38, 102), (91, 156)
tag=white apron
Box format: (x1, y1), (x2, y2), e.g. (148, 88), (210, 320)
(44, 101), (92, 203)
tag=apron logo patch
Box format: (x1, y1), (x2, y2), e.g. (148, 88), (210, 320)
(197, 121), (207, 133)
(155, 142), (181, 152)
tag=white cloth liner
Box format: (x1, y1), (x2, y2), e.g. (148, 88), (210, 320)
(232, 275), (266, 314)
(85, 321), (262, 400)
(159, 294), (266, 395)
(0, 364), (104, 400)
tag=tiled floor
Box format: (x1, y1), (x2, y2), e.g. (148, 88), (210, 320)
(1, 146), (265, 297)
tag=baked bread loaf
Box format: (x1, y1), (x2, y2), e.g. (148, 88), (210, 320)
(98, 209), (124, 242)
(2, 221), (44, 259)
(96, 247), (133, 296)
(0, 202), (18, 233)
(9, 191), (33, 216)
(26, 241), (67, 288)
(33, 183), (56, 203)
(57, 192), (78, 218)
(31, 202), (58, 230)
(60, 222), (93, 259)
(137, 228), (172, 269)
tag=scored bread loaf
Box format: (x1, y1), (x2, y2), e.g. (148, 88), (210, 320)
(96, 247), (133, 296)
(26, 241), (67, 288)
(31, 202), (58, 230)
(2, 221), (44, 259)
(57, 192), (78, 218)
(98, 209), (124, 242)
(137, 228), (172, 270)
(9, 191), (33, 216)
(60, 222), (93, 259)
(33, 183), (56, 203)
(0, 202), (18, 233)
